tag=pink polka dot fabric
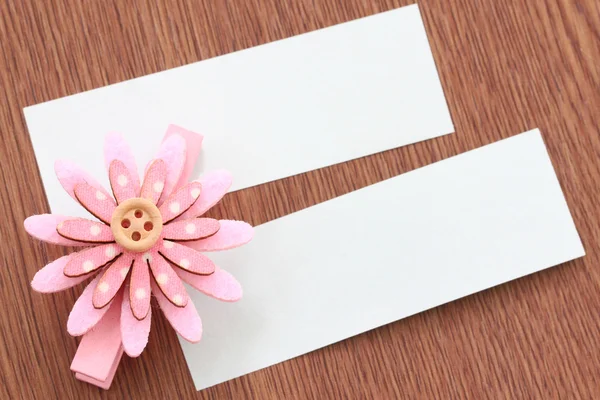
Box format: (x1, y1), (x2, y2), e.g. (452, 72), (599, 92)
(154, 134), (186, 201)
(74, 182), (117, 224)
(68, 274), (115, 336)
(57, 218), (114, 243)
(104, 132), (141, 190)
(129, 255), (151, 320)
(162, 218), (220, 241)
(23, 127), (254, 389)
(120, 289), (151, 357)
(93, 255), (133, 309)
(109, 159), (139, 203)
(24, 214), (89, 247)
(140, 159), (166, 204)
(177, 170), (233, 220)
(55, 159), (112, 204)
(158, 181), (203, 223)
(63, 244), (122, 277)
(187, 220), (254, 252)
(152, 280), (202, 343)
(31, 255), (91, 293)
(149, 253), (189, 307)
(159, 240), (216, 275)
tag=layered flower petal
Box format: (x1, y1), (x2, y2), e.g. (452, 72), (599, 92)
(186, 220), (254, 252)
(109, 160), (138, 203)
(159, 240), (215, 275)
(31, 255), (91, 293)
(162, 218), (220, 241)
(57, 218), (114, 243)
(158, 182), (202, 223)
(67, 274), (116, 336)
(140, 159), (166, 204)
(104, 132), (141, 191)
(121, 287), (151, 357)
(177, 170), (232, 220)
(73, 182), (117, 224)
(175, 266), (242, 302)
(93, 255), (133, 308)
(163, 125), (203, 189)
(154, 134), (186, 201)
(24, 214), (89, 247)
(129, 254), (151, 320)
(152, 280), (202, 343)
(149, 254), (188, 307)
(55, 159), (111, 204)
(63, 244), (122, 277)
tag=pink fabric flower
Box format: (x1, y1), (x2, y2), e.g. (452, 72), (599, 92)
(25, 129), (253, 358)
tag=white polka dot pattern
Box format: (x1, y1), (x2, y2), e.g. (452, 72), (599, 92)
(161, 218), (220, 241)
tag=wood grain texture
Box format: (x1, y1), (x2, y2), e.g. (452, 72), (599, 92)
(1, 0), (599, 398)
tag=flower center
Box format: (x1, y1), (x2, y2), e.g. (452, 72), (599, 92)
(110, 198), (163, 252)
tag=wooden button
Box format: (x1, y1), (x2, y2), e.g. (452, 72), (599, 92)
(110, 198), (163, 252)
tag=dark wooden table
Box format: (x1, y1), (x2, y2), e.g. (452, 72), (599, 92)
(1, 0), (599, 398)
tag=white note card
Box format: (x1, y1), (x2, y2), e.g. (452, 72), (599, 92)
(180, 129), (584, 390)
(24, 4), (453, 218)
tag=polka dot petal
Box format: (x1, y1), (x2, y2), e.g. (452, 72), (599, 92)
(177, 170), (233, 220)
(55, 159), (112, 205)
(31, 254), (91, 293)
(104, 132), (141, 192)
(149, 254), (188, 307)
(159, 240), (216, 275)
(154, 134), (186, 202)
(162, 218), (220, 241)
(93, 255), (133, 308)
(140, 159), (167, 204)
(63, 244), (122, 277)
(67, 274), (116, 336)
(121, 288), (151, 357)
(152, 280), (202, 343)
(186, 220), (254, 252)
(158, 182), (202, 223)
(57, 218), (114, 243)
(129, 255), (151, 320)
(109, 159), (138, 204)
(24, 214), (90, 247)
(175, 266), (243, 302)
(73, 182), (117, 224)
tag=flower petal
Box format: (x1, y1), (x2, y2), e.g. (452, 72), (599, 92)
(63, 244), (122, 277)
(57, 218), (114, 243)
(104, 132), (141, 191)
(177, 170), (232, 220)
(55, 159), (111, 203)
(109, 159), (138, 203)
(24, 214), (89, 246)
(67, 274), (116, 336)
(140, 159), (166, 204)
(31, 255), (91, 293)
(159, 240), (215, 275)
(158, 182), (202, 223)
(175, 266), (242, 302)
(154, 134), (186, 201)
(186, 220), (254, 252)
(121, 286), (151, 357)
(163, 125), (203, 189)
(93, 255), (133, 308)
(152, 280), (202, 343)
(73, 182), (117, 224)
(162, 218), (220, 241)
(129, 254), (151, 320)
(149, 254), (188, 307)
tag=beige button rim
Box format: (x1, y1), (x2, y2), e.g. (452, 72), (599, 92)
(110, 198), (163, 252)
